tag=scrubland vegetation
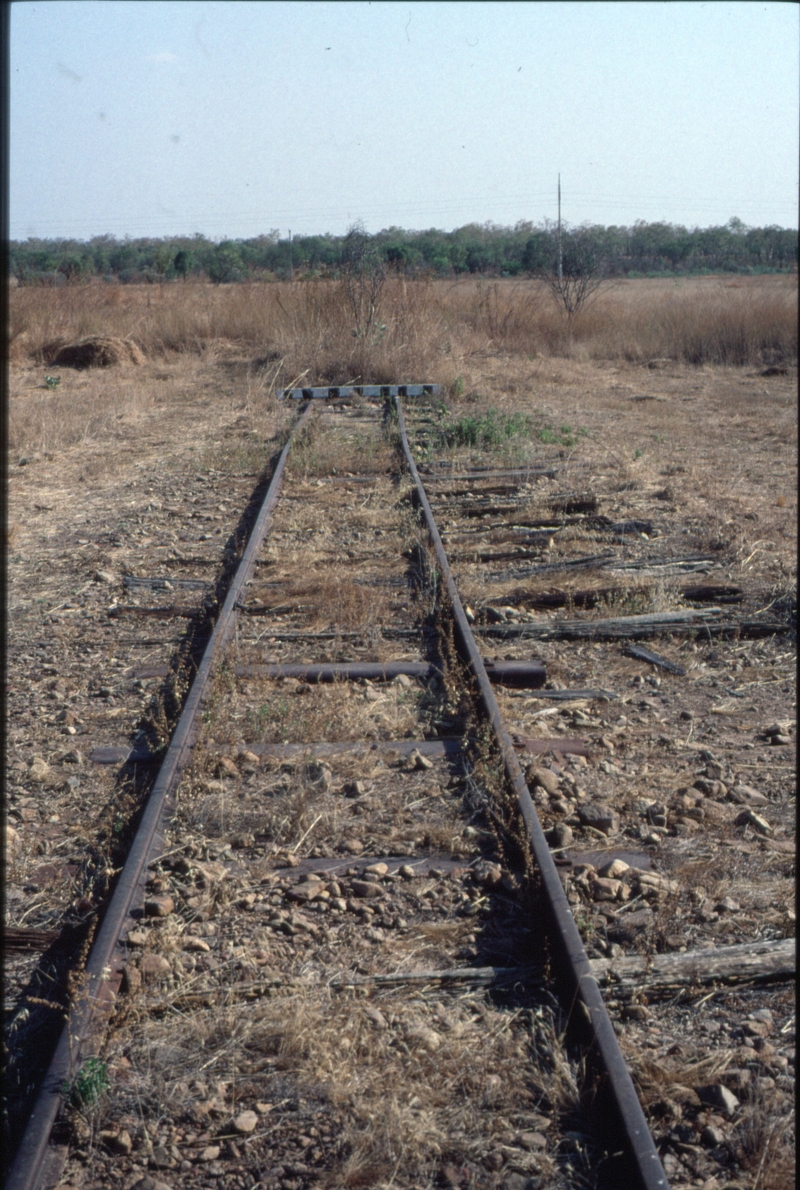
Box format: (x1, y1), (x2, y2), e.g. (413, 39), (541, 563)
(9, 218), (798, 285)
(9, 273), (797, 388)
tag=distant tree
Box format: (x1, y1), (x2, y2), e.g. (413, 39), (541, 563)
(521, 231), (553, 275)
(385, 242), (413, 272)
(465, 243), (492, 274)
(152, 244), (175, 281)
(10, 253), (28, 286)
(57, 254), (85, 284)
(174, 249), (192, 281)
(207, 243), (243, 284)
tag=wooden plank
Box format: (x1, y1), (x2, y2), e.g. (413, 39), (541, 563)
(592, 938), (795, 991)
(476, 616), (789, 641)
(2, 927), (60, 952)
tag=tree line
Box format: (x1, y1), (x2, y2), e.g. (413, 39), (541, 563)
(9, 218), (797, 286)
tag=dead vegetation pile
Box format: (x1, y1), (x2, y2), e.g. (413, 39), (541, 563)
(44, 336), (145, 368)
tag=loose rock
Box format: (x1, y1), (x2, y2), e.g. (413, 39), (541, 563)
(578, 803), (620, 836)
(351, 880), (384, 899)
(546, 823), (573, 849)
(4, 823), (21, 853)
(735, 808), (772, 834)
(695, 1083), (740, 1116)
(341, 839), (364, 855)
(105, 1129), (133, 1155)
(343, 780), (368, 797)
(527, 766), (560, 795)
(728, 783), (770, 806)
(233, 1110), (258, 1134)
(145, 896), (175, 918)
(216, 756), (240, 779)
(286, 882), (324, 902)
(518, 1131), (548, 1150)
(404, 1024), (441, 1052)
(28, 756), (53, 783)
(183, 938), (211, 953)
(598, 858), (630, 879)
(591, 876), (627, 902)
(140, 955), (171, 981)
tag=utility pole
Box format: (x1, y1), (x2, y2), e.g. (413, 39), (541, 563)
(288, 230), (293, 281)
(557, 174), (563, 284)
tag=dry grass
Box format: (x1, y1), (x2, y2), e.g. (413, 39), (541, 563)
(9, 275), (797, 391)
(8, 370), (158, 457)
(94, 985), (588, 1190)
(289, 413), (396, 477)
(253, 576), (393, 631)
(9, 274), (795, 464)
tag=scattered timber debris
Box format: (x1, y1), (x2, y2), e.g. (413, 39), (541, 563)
(625, 644), (687, 675)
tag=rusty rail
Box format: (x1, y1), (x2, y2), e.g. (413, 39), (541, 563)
(395, 396), (669, 1190)
(5, 402), (314, 1190)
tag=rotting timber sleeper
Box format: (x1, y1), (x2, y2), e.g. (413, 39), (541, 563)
(7, 389), (679, 1190)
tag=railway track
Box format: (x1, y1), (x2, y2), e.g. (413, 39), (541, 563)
(5, 390), (794, 1190)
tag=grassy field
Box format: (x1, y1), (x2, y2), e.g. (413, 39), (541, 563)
(8, 276), (797, 576)
(10, 273), (797, 382)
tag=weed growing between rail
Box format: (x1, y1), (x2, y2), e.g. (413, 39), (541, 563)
(444, 408), (532, 450)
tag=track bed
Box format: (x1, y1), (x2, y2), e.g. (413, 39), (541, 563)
(5, 379), (795, 1190)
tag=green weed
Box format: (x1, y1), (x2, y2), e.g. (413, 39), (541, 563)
(64, 1057), (109, 1108)
(536, 423), (588, 448)
(444, 408), (531, 449)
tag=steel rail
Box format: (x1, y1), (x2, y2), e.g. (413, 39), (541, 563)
(395, 396), (669, 1190)
(6, 401), (315, 1190)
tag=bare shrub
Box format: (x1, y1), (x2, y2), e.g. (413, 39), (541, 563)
(340, 221), (387, 341)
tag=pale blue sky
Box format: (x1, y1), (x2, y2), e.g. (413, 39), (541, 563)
(10, 0), (799, 241)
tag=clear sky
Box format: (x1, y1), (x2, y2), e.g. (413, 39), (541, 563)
(10, 0), (799, 242)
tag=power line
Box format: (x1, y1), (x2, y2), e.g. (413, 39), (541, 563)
(10, 190), (798, 241)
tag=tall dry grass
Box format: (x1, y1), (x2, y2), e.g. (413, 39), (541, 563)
(9, 274), (797, 388)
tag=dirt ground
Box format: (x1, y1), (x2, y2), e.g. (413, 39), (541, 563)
(4, 344), (796, 1189)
